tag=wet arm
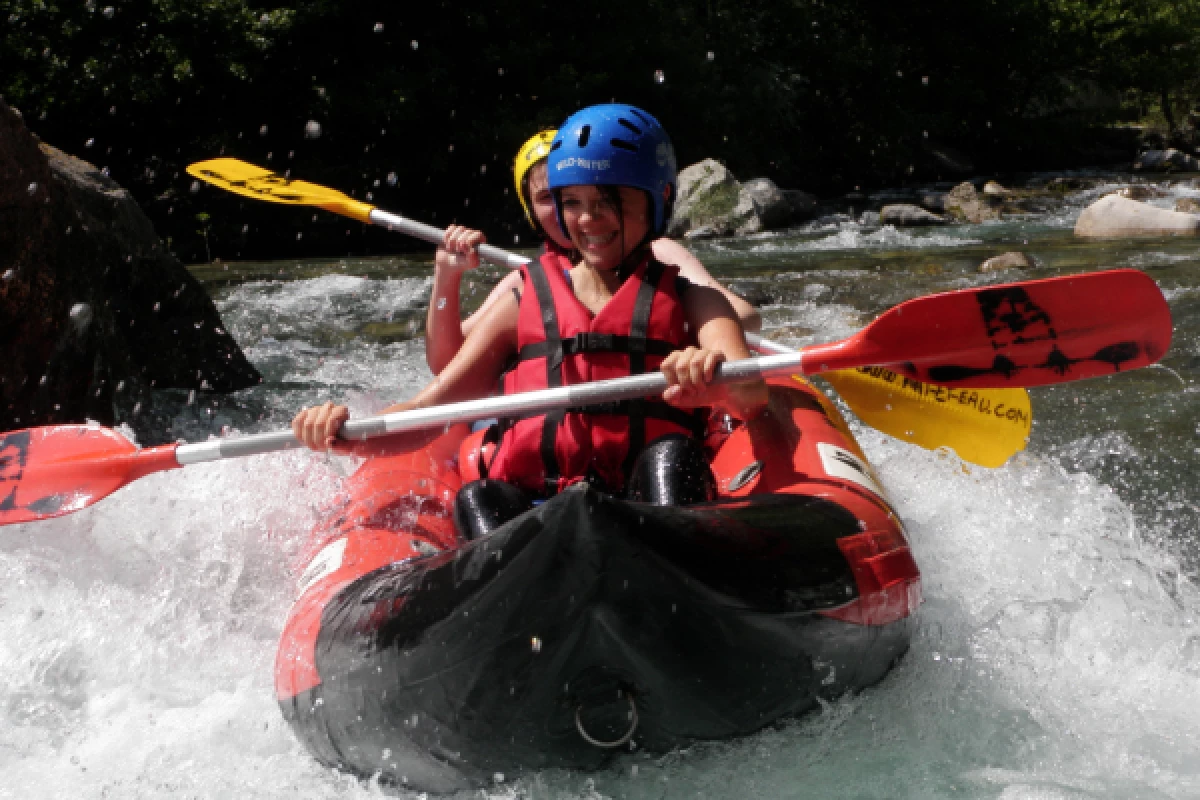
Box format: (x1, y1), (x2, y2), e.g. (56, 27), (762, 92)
(652, 238), (762, 332)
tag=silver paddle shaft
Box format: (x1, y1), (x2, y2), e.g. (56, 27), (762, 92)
(174, 351), (803, 466)
(368, 209), (530, 270)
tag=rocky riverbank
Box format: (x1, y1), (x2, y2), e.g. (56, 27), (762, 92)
(0, 97), (260, 435)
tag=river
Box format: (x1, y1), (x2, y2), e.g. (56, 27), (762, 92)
(2, 174), (1198, 798)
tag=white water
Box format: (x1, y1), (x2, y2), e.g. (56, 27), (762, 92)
(4, 200), (1200, 797)
(5, 419), (1197, 799)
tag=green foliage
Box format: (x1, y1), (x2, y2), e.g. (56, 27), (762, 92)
(1, 0), (1192, 261)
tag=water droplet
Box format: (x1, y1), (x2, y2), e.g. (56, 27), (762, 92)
(85, 0), (95, 11)
(242, 224), (249, 233)
(132, 402), (142, 415)
(436, 297), (447, 310)
(85, 138), (95, 148)
(259, 124), (268, 136)
(187, 390), (196, 405)
(101, 167), (110, 177)
(494, 773), (505, 783)
(102, 6), (113, 18)
(513, 234), (520, 244)
(296, 232), (303, 240)
(259, 12), (269, 23)
(410, 40), (418, 50)
(1, 269), (13, 281)
(448, 144), (454, 153)
(653, 69), (665, 84)
(922, 76), (929, 85)
(261, 324), (269, 334)
(189, 180), (201, 193)
(373, 22), (384, 33)
(497, 67), (504, 76)
(386, 172), (398, 186)
(365, 192), (373, 201)
(108, 105), (116, 115)
(479, 164), (487, 175)
(706, 51), (715, 61)
(304, 120), (322, 139)
(26, 182), (38, 195)
(896, 70), (903, 77)
(153, 301), (160, 312)
(531, 636), (542, 653)
(288, 150), (294, 159)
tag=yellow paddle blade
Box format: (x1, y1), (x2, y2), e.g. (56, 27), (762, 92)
(822, 368), (1031, 468)
(186, 158), (375, 223)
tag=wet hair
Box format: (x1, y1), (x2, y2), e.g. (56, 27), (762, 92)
(520, 161), (547, 238)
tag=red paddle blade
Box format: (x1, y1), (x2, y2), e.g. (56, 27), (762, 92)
(805, 269), (1172, 388)
(0, 426), (180, 526)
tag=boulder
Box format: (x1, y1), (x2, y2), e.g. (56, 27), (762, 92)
(879, 204), (946, 226)
(1116, 185), (1164, 200)
(1074, 193), (1200, 238)
(1134, 149), (1200, 172)
(1176, 197), (1200, 214)
(944, 182), (1001, 223)
(668, 160), (816, 237)
(979, 252), (1034, 272)
(667, 159), (742, 237)
(982, 180), (1011, 196)
(739, 178), (792, 230)
(0, 96), (260, 434)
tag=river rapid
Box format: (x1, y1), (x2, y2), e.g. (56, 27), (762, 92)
(2, 175), (1199, 799)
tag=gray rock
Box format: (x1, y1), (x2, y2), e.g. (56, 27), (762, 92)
(1075, 193), (1200, 238)
(879, 204), (947, 227)
(944, 182), (1001, 223)
(667, 159), (741, 237)
(740, 178), (792, 229)
(1116, 185), (1164, 200)
(1134, 149), (1200, 172)
(979, 252), (1034, 272)
(668, 160), (817, 237)
(982, 180), (1011, 196)
(1175, 197), (1200, 214)
(0, 96), (260, 434)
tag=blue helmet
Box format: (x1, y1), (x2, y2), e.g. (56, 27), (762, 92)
(547, 104), (677, 237)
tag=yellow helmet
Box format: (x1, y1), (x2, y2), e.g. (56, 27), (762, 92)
(513, 129), (557, 228)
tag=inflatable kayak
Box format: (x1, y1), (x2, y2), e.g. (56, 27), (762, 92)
(274, 377), (921, 789)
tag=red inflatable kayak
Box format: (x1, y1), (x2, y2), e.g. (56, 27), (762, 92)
(274, 376), (921, 790)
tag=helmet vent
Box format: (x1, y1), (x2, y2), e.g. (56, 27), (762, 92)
(629, 108), (653, 126)
(618, 118), (642, 135)
(550, 140), (563, 151)
(578, 125), (592, 147)
(609, 138), (638, 152)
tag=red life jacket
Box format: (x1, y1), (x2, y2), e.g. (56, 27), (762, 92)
(487, 252), (704, 494)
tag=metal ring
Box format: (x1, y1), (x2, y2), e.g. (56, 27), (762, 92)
(574, 692), (638, 749)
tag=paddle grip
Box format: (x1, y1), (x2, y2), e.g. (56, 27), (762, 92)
(369, 209), (531, 270)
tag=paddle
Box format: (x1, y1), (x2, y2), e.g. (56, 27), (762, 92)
(188, 157), (1032, 465)
(0, 269), (1170, 527)
(186, 158), (528, 269)
(747, 334), (1031, 468)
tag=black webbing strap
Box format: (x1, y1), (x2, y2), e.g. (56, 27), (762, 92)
(515, 333), (677, 363)
(622, 260), (667, 478)
(526, 259), (564, 486)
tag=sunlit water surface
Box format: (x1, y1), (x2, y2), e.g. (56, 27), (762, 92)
(3, 176), (1199, 799)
